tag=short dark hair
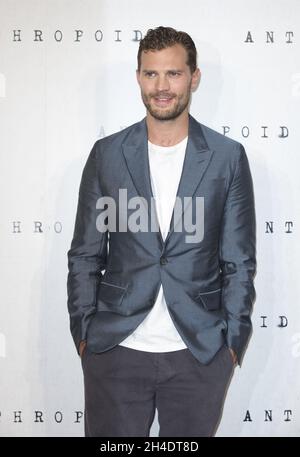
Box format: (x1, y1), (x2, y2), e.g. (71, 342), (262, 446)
(137, 26), (197, 74)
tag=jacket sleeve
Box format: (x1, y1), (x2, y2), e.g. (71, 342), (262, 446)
(219, 143), (256, 366)
(67, 141), (108, 355)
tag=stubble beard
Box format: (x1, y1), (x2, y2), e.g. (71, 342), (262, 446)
(141, 87), (192, 121)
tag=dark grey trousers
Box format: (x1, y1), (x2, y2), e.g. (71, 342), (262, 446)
(81, 343), (235, 437)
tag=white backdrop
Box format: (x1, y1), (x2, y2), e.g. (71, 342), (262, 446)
(0, 0), (300, 437)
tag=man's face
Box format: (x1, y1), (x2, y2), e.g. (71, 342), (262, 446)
(136, 44), (200, 121)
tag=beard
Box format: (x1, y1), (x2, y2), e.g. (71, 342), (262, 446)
(140, 86), (191, 121)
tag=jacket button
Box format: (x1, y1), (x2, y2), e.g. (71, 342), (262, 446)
(160, 256), (168, 265)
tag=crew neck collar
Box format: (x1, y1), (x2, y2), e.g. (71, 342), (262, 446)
(148, 135), (188, 149)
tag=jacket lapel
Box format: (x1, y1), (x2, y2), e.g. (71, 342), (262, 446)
(122, 118), (163, 243)
(122, 114), (214, 248)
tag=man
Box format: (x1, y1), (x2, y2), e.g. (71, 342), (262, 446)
(67, 26), (256, 437)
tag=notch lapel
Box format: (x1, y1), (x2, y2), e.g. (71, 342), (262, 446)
(122, 118), (163, 246)
(122, 114), (214, 248)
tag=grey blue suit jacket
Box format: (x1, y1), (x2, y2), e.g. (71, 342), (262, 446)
(67, 114), (256, 366)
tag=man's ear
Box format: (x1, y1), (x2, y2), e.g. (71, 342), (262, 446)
(136, 69), (141, 87)
(191, 67), (201, 92)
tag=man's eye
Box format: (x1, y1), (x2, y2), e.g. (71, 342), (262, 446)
(169, 72), (180, 77)
(146, 72), (156, 78)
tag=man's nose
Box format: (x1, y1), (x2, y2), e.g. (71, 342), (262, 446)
(155, 75), (170, 92)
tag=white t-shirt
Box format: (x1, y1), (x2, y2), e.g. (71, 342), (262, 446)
(119, 136), (188, 352)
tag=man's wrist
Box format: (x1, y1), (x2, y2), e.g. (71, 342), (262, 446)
(79, 340), (87, 357)
(228, 347), (237, 364)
